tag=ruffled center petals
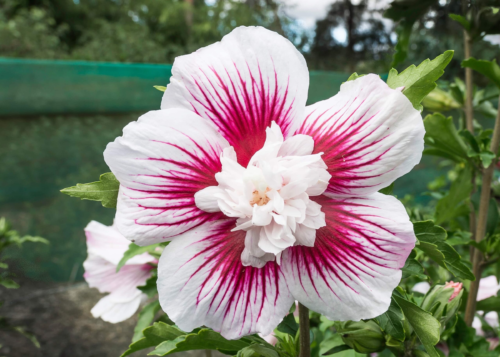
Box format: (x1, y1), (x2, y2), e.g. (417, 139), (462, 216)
(194, 122), (331, 267)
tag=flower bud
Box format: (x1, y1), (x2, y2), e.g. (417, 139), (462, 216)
(420, 281), (463, 327)
(336, 320), (385, 354)
(422, 88), (461, 112)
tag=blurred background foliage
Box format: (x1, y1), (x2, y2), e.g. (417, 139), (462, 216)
(0, 0), (499, 74)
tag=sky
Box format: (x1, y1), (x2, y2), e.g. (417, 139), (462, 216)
(283, 0), (391, 29)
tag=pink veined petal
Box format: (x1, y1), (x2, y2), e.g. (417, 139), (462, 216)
(104, 109), (229, 245)
(281, 193), (415, 321)
(83, 255), (153, 295)
(157, 219), (293, 339)
(161, 26), (309, 167)
(84, 221), (154, 265)
(295, 74), (425, 197)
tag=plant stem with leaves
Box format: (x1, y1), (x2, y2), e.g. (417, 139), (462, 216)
(465, 94), (500, 326)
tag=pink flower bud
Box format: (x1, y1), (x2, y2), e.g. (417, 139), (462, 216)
(444, 281), (463, 301)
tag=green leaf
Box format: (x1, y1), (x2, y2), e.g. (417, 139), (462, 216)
(449, 14), (471, 31)
(391, 21), (413, 68)
(346, 73), (366, 82)
(479, 151), (496, 168)
(414, 221), (475, 280)
(13, 326), (40, 348)
(402, 254), (427, 280)
(476, 296), (500, 313)
(121, 322), (185, 357)
(138, 272), (158, 298)
(149, 328), (251, 356)
(434, 168), (472, 225)
(375, 297), (405, 341)
(117, 243), (162, 272)
(0, 277), (20, 289)
(423, 114), (469, 162)
(236, 345), (279, 357)
(276, 313), (299, 337)
(378, 183), (394, 195)
(132, 300), (162, 343)
(61, 172), (119, 208)
(319, 334), (346, 356)
(393, 296), (441, 357)
(387, 51), (454, 110)
(462, 58), (500, 89)
(486, 198), (499, 237)
(154, 85), (166, 92)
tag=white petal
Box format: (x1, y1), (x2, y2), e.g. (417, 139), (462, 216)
(194, 186), (224, 213)
(91, 293), (143, 323)
(104, 109), (229, 245)
(162, 26), (309, 167)
(157, 219), (293, 339)
(85, 221), (153, 265)
(279, 135), (314, 157)
(281, 193), (415, 321)
(295, 74), (424, 197)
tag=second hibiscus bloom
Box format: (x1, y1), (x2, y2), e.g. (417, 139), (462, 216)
(103, 26), (425, 338)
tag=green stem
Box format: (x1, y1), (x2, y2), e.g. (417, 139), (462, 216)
(298, 303), (310, 357)
(464, 94), (500, 326)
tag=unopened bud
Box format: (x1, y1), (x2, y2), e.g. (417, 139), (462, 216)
(420, 281), (463, 327)
(336, 320), (385, 354)
(422, 88), (461, 112)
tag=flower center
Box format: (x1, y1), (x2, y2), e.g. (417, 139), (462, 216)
(194, 122), (331, 267)
(250, 189), (270, 206)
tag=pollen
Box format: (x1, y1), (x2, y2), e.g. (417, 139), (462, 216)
(250, 189), (270, 206)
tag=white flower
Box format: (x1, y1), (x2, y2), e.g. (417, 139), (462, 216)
(104, 26), (424, 338)
(83, 221), (155, 323)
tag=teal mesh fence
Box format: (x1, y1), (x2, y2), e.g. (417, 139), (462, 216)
(0, 59), (439, 282)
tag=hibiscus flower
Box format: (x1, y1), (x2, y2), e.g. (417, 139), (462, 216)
(103, 26), (424, 338)
(83, 221), (155, 323)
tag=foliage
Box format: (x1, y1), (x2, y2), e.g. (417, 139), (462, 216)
(0, 218), (47, 348)
(61, 172), (119, 208)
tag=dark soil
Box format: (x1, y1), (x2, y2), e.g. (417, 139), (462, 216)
(0, 279), (219, 357)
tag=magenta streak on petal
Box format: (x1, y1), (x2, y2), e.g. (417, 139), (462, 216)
(122, 134), (224, 238)
(298, 96), (395, 195)
(183, 61), (295, 167)
(288, 196), (406, 299)
(183, 220), (283, 335)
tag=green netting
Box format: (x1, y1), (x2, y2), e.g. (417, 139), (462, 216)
(0, 59), (437, 282)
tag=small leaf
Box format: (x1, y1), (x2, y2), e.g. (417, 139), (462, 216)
(236, 345), (279, 357)
(13, 326), (40, 348)
(434, 167), (472, 225)
(149, 328), (251, 356)
(117, 243), (162, 272)
(61, 172), (119, 208)
(132, 300), (162, 343)
(393, 296), (441, 357)
(423, 113), (469, 162)
(154, 85), (166, 92)
(476, 296), (500, 313)
(0, 278), (20, 289)
(449, 14), (471, 31)
(414, 221), (475, 280)
(402, 254), (427, 280)
(138, 272), (158, 298)
(486, 198), (499, 237)
(379, 183), (394, 195)
(462, 58), (500, 89)
(276, 313), (299, 337)
(387, 51), (454, 110)
(479, 151), (496, 168)
(375, 297), (405, 341)
(121, 322), (185, 357)
(346, 73), (366, 82)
